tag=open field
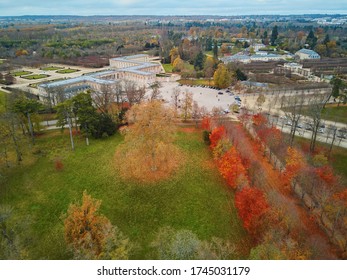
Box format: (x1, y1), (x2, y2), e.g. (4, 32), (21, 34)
(21, 74), (50, 80)
(56, 68), (80, 74)
(0, 127), (247, 259)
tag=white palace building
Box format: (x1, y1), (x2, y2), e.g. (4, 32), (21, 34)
(38, 54), (164, 98)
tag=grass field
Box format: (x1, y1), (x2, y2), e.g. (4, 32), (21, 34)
(12, 71), (32, 76)
(40, 66), (64, 71)
(284, 104), (347, 124)
(322, 105), (347, 124)
(22, 74), (50, 80)
(0, 127), (247, 259)
(0, 90), (6, 112)
(162, 64), (173, 73)
(56, 69), (79, 74)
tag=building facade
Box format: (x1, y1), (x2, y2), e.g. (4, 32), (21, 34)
(38, 54), (163, 101)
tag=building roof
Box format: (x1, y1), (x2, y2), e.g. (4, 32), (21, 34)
(295, 48), (320, 57)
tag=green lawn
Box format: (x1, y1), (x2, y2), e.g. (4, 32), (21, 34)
(56, 69), (79, 74)
(322, 105), (347, 124)
(40, 66), (64, 71)
(162, 64), (173, 73)
(0, 128), (247, 259)
(284, 105), (347, 124)
(12, 71), (32, 76)
(21, 74), (49, 80)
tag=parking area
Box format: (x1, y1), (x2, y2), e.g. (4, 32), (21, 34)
(154, 81), (241, 112)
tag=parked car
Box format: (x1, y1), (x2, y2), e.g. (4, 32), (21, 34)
(218, 91), (223, 95)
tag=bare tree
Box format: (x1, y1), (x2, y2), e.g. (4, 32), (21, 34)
(283, 93), (305, 146)
(306, 93), (327, 153)
(149, 82), (162, 101)
(171, 87), (181, 115)
(124, 80), (146, 105)
(181, 91), (193, 122)
(92, 84), (116, 115)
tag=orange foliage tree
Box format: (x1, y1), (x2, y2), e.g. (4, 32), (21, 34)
(209, 126), (226, 149)
(315, 166), (337, 185)
(201, 117), (211, 131)
(64, 191), (130, 259)
(235, 187), (269, 234)
(282, 147), (306, 186)
(218, 147), (248, 189)
(252, 113), (267, 126)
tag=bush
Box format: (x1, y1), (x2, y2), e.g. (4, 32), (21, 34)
(54, 159), (64, 171)
(202, 130), (211, 145)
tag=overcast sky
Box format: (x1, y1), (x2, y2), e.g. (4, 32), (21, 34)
(0, 0), (346, 16)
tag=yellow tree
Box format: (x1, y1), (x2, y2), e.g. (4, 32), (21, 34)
(116, 101), (180, 182)
(213, 63), (231, 89)
(172, 56), (185, 72)
(170, 47), (180, 65)
(64, 191), (130, 259)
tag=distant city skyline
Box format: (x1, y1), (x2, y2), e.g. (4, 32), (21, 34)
(0, 0), (347, 16)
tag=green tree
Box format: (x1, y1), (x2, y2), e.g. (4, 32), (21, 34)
(305, 30), (317, 49)
(213, 40), (218, 59)
(270, 25), (278, 46)
(194, 51), (205, 71)
(12, 96), (43, 144)
(330, 76), (343, 101)
(235, 68), (247, 81)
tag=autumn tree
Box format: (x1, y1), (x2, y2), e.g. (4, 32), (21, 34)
(282, 147), (306, 186)
(64, 191), (130, 260)
(204, 56), (216, 84)
(235, 187), (269, 235)
(218, 147), (248, 189)
(209, 126), (226, 150)
(213, 63), (231, 89)
(116, 100), (180, 182)
(170, 47), (180, 65)
(172, 56), (185, 72)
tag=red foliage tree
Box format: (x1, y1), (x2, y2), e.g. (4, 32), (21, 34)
(209, 126), (226, 149)
(201, 117), (211, 131)
(252, 113), (267, 126)
(55, 159), (64, 171)
(218, 147), (248, 189)
(257, 126), (282, 151)
(235, 187), (269, 234)
(315, 166), (337, 185)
